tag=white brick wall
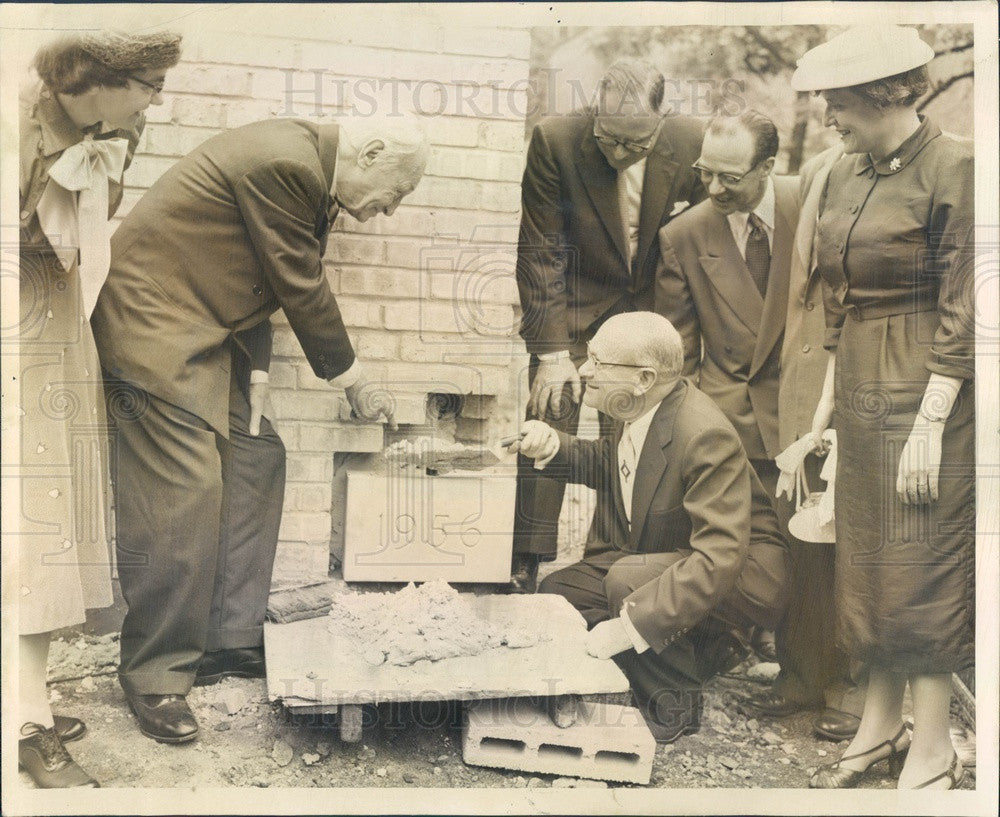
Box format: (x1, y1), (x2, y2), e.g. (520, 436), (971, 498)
(115, 21), (533, 582)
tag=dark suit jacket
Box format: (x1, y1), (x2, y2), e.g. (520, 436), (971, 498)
(93, 119), (354, 436)
(655, 176), (800, 459)
(550, 380), (789, 653)
(516, 110), (705, 355)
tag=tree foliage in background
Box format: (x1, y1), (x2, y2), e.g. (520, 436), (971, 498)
(528, 24), (973, 172)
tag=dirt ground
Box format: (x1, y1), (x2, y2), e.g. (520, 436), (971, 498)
(24, 470), (977, 792)
(31, 619), (976, 792)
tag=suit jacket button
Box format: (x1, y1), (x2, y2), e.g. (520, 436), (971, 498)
(850, 204), (859, 214)
(724, 345), (732, 354)
(805, 301), (815, 311)
(802, 344), (811, 353)
(252, 285), (263, 296)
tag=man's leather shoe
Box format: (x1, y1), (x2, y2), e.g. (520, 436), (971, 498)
(749, 626), (778, 663)
(507, 553), (540, 595)
(813, 707), (861, 741)
(635, 691), (702, 744)
(126, 693), (199, 743)
(19, 723), (99, 788)
(194, 647), (265, 686)
(53, 715), (86, 743)
(747, 690), (814, 717)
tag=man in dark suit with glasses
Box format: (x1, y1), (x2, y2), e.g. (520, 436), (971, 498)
(512, 58), (705, 593)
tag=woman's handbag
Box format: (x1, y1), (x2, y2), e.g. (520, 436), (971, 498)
(777, 430), (837, 544)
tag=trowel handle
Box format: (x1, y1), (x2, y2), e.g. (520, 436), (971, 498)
(498, 432), (527, 448)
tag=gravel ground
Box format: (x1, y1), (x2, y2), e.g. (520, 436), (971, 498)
(30, 632), (975, 791)
(24, 447), (976, 792)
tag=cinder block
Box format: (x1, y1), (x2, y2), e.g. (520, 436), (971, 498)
(463, 698), (654, 784)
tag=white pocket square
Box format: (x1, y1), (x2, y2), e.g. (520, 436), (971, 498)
(669, 200), (690, 217)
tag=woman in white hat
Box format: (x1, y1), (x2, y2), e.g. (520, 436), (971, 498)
(18, 29), (181, 788)
(792, 25), (974, 790)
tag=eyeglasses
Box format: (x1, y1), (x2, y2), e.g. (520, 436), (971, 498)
(593, 117), (663, 154)
(127, 74), (165, 95)
(691, 159), (762, 188)
(586, 347), (650, 370)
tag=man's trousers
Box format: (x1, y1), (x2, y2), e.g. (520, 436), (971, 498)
(539, 549), (748, 730)
(106, 349), (285, 696)
(764, 454), (861, 713)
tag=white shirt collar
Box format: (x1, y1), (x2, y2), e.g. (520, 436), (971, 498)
(726, 174), (775, 235)
(623, 400), (659, 455)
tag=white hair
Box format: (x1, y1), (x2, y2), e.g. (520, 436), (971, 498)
(338, 110), (429, 171)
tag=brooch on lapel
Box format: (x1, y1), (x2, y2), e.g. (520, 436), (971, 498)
(889, 157), (901, 172)
(669, 200), (690, 218)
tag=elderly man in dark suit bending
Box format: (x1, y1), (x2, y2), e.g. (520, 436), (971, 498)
(92, 114), (428, 743)
(515, 312), (790, 741)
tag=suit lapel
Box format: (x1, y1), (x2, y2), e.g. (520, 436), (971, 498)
(636, 130), (680, 274)
(700, 210), (763, 333)
(575, 123), (629, 266)
(750, 178), (796, 377)
(629, 383), (683, 549)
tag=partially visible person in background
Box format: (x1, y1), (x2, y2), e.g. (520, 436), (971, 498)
(17, 29), (182, 788)
(512, 57), (705, 593)
(792, 25), (975, 790)
(748, 141), (867, 744)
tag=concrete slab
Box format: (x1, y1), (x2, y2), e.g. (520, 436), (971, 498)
(342, 470), (515, 583)
(463, 698), (655, 784)
(264, 593), (629, 708)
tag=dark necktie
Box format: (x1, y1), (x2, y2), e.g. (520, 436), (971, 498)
(745, 212), (770, 297)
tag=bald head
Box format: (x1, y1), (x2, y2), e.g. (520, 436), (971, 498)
(580, 312), (685, 420)
(594, 312), (685, 380)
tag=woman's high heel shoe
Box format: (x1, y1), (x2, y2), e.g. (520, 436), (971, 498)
(809, 723), (910, 789)
(913, 753), (964, 789)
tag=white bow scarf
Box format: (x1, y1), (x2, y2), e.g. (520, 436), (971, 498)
(36, 135), (129, 318)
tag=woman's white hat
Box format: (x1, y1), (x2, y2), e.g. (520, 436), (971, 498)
(791, 25), (935, 92)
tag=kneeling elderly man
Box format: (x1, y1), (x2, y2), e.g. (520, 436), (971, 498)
(515, 312), (790, 741)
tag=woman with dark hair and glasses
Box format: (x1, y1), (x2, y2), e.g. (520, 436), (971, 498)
(792, 26), (974, 790)
(18, 29), (181, 788)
